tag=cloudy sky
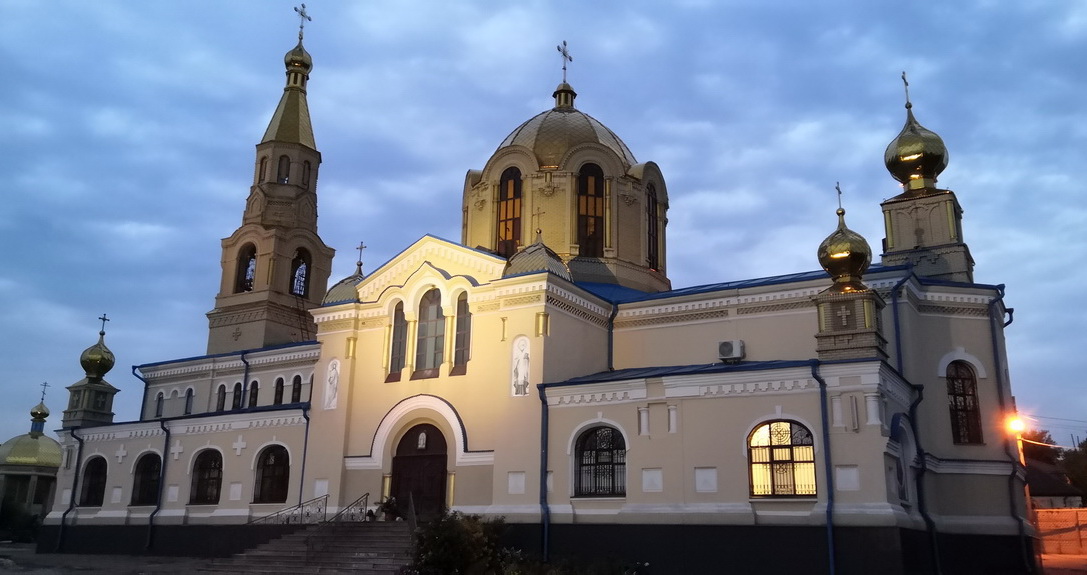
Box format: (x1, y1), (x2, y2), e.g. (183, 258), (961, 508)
(3, 1), (1085, 444)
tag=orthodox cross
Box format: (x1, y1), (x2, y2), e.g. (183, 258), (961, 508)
(557, 41), (573, 83)
(356, 241), (367, 268)
(98, 313), (110, 333)
(835, 182), (843, 210)
(901, 71), (912, 109)
(531, 207), (546, 231)
(40, 381), (49, 402)
(294, 4), (312, 40)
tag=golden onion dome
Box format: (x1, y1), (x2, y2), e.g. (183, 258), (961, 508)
(817, 208), (872, 293)
(79, 330), (115, 379)
(285, 39), (312, 73)
(884, 102), (947, 191)
(497, 82), (637, 169)
(31, 401), (49, 421)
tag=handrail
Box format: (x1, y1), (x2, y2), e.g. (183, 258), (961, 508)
(305, 492), (370, 561)
(247, 494), (329, 525)
(405, 491), (418, 535)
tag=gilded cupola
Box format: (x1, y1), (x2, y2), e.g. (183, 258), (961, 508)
(79, 329), (115, 379)
(817, 207), (872, 293)
(884, 74), (947, 192)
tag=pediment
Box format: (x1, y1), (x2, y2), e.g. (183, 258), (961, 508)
(356, 235), (506, 303)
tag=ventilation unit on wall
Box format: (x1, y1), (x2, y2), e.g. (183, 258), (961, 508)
(718, 340), (745, 363)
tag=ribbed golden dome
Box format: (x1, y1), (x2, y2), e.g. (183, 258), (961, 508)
(79, 331), (115, 379)
(285, 39), (312, 72)
(30, 401), (49, 421)
(323, 261), (365, 305)
(504, 230), (572, 281)
(497, 82), (637, 169)
(817, 208), (872, 293)
(884, 103), (947, 191)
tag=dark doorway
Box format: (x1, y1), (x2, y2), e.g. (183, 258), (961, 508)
(391, 423), (447, 519)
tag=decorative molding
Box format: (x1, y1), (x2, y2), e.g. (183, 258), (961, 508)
(619, 193), (638, 206)
(474, 198), (487, 211)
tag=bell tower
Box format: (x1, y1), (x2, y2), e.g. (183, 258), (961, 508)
(207, 11), (334, 354)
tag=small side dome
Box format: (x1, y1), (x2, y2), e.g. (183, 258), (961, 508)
(80, 331), (115, 379)
(31, 401), (49, 421)
(817, 208), (872, 293)
(323, 262), (365, 305)
(0, 401), (61, 468)
(285, 39), (312, 73)
(504, 230), (572, 281)
(884, 103), (947, 191)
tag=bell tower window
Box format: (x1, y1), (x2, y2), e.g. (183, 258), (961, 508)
(577, 163), (605, 257)
(290, 249), (311, 297)
(646, 184), (660, 271)
(496, 167), (522, 258)
(235, 244), (257, 293)
(302, 161), (311, 187)
(277, 155), (290, 184)
(258, 157), (267, 183)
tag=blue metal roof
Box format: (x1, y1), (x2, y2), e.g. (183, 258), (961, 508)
(134, 340), (318, 370)
(544, 359), (816, 387)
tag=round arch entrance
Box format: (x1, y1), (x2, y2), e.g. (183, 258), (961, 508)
(391, 423), (447, 519)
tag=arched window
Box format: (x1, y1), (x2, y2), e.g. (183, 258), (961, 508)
(154, 392), (164, 418)
(577, 163), (605, 257)
(748, 420), (816, 497)
(574, 426), (626, 497)
(253, 445), (290, 503)
(216, 385), (226, 412)
(190, 450), (223, 505)
(496, 167), (522, 258)
(290, 249), (310, 297)
(646, 184), (660, 271)
(291, 375), (302, 403)
(79, 457), (108, 506)
(413, 289), (445, 378)
(258, 157), (267, 183)
(452, 292), (471, 376)
(274, 378), (285, 406)
(388, 302), (407, 381)
(248, 381), (259, 408)
(232, 382), (243, 410)
(184, 388), (194, 415)
(947, 361), (983, 444)
(235, 244), (257, 293)
(302, 161), (311, 186)
(277, 155), (290, 183)
(131, 453), (162, 506)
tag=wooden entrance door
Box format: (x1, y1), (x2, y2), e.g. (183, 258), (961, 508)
(391, 423), (447, 519)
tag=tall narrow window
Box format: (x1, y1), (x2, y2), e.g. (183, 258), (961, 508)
(190, 450), (223, 505)
(274, 378), (285, 406)
(291, 375), (302, 403)
(496, 167), (522, 258)
(131, 453), (162, 506)
(248, 381), (259, 408)
(258, 157), (267, 183)
(235, 244), (257, 293)
(646, 184), (660, 271)
(154, 392), (164, 418)
(277, 155), (290, 183)
(253, 445), (290, 503)
(184, 388), (194, 415)
(79, 457), (108, 506)
(388, 302), (407, 381)
(302, 161), (311, 187)
(232, 382), (242, 410)
(574, 426), (626, 497)
(216, 385), (226, 412)
(413, 289), (445, 379)
(947, 361), (983, 444)
(577, 163), (605, 257)
(452, 292), (471, 376)
(290, 249), (310, 297)
(748, 420), (816, 497)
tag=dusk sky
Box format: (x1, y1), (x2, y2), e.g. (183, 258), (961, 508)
(3, 1), (1085, 445)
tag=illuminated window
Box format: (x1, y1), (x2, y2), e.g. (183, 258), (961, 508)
(131, 453), (161, 506)
(277, 155), (290, 183)
(274, 378), (284, 406)
(413, 289), (444, 379)
(451, 292), (471, 376)
(577, 163), (605, 257)
(748, 420), (816, 497)
(496, 167), (522, 258)
(290, 249), (310, 297)
(646, 184), (659, 271)
(291, 375), (302, 403)
(388, 302), (407, 381)
(232, 382), (242, 410)
(190, 450), (222, 505)
(235, 244), (257, 293)
(947, 361), (983, 444)
(574, 426), (626, 497)
(216, 385), (226, 412)
(248, 381), (259, 408)
(253, 445), (290, 503)
(154, 392), (164, 418)
(78, 456), (108, 506)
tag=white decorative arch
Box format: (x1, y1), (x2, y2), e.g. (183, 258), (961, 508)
(565, 416), (631, 456)
(353, 395), (493, 469)
(936, 347), (988, 378)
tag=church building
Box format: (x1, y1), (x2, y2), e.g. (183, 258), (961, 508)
(38, 22), (1034, 575)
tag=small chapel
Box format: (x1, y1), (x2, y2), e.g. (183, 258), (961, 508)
(37, 14), (1034, 575)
